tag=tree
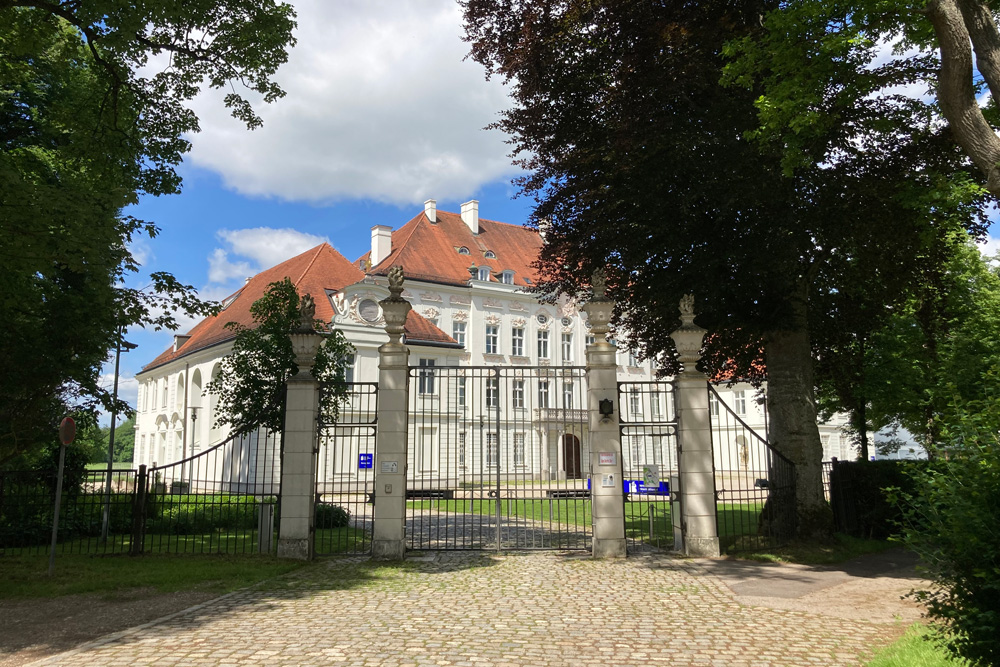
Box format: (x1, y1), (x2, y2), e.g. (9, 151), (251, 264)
(207, 279), (354, 434)
(462, 0), (987, 538)
(722, 0), (1000, 197)
(0, 2), (296, 463)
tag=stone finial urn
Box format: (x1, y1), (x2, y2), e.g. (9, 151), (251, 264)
(290, 292), (322, 379)
(380, 266), (412, 345)
(581, 268), (613, 341)
(670, 294), (706, 373)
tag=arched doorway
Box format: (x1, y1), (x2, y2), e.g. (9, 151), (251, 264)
(562, 434), (582, 479)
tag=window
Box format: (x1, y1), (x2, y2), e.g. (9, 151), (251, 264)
(418, 358), (435, 394)
(538, 381), (550, 408)
(651, 390), (663, 419)
(734, 390), (747, 416)
(628, 350), (641, 367)
(563, 382), (574, 409)
(486, 376), (499, 407)
(358, 299), (380, 323)
(512, 380), (525, 408)
(457, 377), (466, 406)
(653, 435), (665, 466)
(486, 433), (499, 466)
(537, 330), (549, 359)
(161, 379), (167, 408)
(511, 327), (524, 356)
(457, 246), (470, 255)
(586, 334), (596, 347)
(458, 433), (467, 467)
(501, 270), (514, 284)
(513, 433), (526, 466)
(629, 387), (641, 417)
(561, 333), (572, 363)
(137, 386), (144, 413)
(631, 436), (644, 466)
(484, 250), (496, 259)
(478, 266), (491, 281)
(485, 325), (498, 354)
(452, 321), (466, 347)
(342, 353), (356, 383)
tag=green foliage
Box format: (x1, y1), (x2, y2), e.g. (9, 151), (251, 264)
(146, 494), (274, 535)
(828, 460), (927, 539)
(0, 1), (296, 464)
(315, 504), (350, 529)
(865, 623), (970, 667)
(891, 400), (1000, 666)
(207, 279), (354, 433)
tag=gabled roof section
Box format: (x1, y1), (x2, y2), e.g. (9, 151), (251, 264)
(359, 209), (542, 287)
(143, 243), (364, 373)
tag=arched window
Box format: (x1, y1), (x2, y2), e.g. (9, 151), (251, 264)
(478, 266), (491, 281)
(484, 250), (496, 259)
(457, 246), (470, 255)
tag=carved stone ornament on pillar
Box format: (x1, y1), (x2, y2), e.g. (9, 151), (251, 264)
(581, 268), (613, 339)
(671, 294), (707, 373)
(290, 292), (323, 380)
(380, 266), (412, 346)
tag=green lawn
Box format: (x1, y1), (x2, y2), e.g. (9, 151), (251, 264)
(0, 552), (304, 599)
(866, 624), (968, 666)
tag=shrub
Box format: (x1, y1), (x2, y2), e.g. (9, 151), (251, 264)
(828, 459), (926, 539)
(891, 422), (1000, 666)
(315, 504), (350, 528)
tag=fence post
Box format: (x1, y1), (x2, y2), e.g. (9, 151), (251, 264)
(582, 270), (626, 558)
(372, 266), (411, 560)
(130, 465), (148, 556)
(276, 302), (323, 560)
(669, 295), (720, 557)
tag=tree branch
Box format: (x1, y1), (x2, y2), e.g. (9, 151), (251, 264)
(956, 0), (1000, 105)
(927, 0), (1000, 196)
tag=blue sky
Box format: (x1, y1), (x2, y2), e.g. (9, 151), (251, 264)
(99, 0), (1000, 423)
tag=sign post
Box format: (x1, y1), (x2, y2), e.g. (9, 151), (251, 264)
(49, 417), (76, 577)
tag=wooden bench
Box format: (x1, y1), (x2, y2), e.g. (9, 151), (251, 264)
(545, 489), (591, 499)
(367, 488), (456, 503)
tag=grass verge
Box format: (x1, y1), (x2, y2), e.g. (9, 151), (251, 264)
(734, 533), (899, 565)
(866, 624), (968, 666)
(0, 553), (305, 600)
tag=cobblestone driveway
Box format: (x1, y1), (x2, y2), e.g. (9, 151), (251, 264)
(30, 552), (897, 667)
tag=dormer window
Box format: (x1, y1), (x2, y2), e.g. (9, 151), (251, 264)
(457, 246), (470, 255)
(221, 290), (242, 310)
(484, 250), (496, 259)
(478, 266), (491, 281)
(501, 270), (514, 285)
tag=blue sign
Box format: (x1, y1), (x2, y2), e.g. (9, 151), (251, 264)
(359, 453), (373, 469)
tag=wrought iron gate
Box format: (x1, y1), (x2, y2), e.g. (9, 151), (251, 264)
(618, 381), (680, 552)
(315, 382), (378, 555)
(406, 366), (591, 550)
(709, 385), (795, 552)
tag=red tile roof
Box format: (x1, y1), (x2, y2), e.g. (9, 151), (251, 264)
(358, 209), (543, 287)
(142, 242), (455, 373)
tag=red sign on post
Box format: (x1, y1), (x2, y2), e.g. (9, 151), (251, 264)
(58, 417), (76, 446)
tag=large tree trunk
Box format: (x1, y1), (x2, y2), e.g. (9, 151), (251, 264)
(764, 284), (832, 541)
(928, 0), (1000, 196)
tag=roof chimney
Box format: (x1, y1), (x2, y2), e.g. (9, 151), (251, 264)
(424, 199), (437, 223)
(371, 225), (392, 266)
(461, 200), (479, 234)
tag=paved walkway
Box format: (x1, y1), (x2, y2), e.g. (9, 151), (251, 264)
(29, 551), (919, 667)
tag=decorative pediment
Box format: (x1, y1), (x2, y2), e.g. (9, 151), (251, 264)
(450, 295), (471, 306)
(512, 317), (526, 327)
(420, 292), (442, 302)
(452, 310), (470, 322)
(509, 301), (527, 311)
(421, 307), (440, 320)
(484, 313), (501, 325)
(483, 298), (504, 309)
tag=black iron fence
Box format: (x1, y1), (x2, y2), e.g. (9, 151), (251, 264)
(2, 423), (282, 557)
(618, 381), (679, 552)
(709, 385), (796, 552)
(0, 468), (138, 555)
(405, 365), (592, 551)
(315, 382), (378, 555)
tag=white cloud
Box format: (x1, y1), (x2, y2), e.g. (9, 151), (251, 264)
(208, 248), (255, 285)
(979, 233), (1000, 263)
(185, 0), (515, 205)
(216, 228), (329, 268)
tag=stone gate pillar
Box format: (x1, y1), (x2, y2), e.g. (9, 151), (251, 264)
(670, 295), (720, 557)
(372, 266), (411, 560)
(582, 270), (626, 558)
(277, 298), (323, 560)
